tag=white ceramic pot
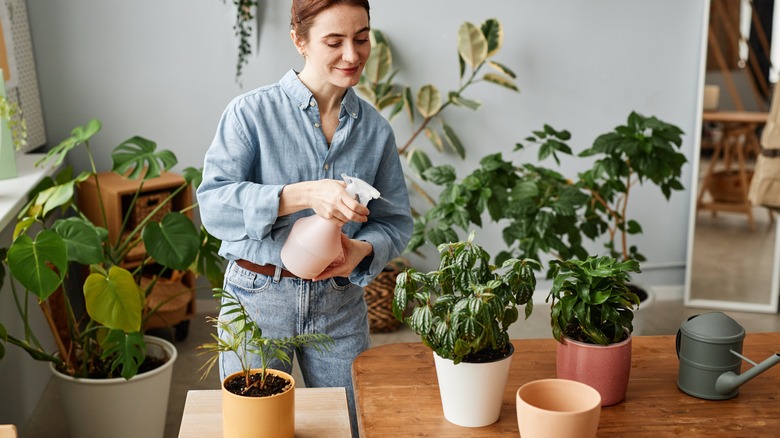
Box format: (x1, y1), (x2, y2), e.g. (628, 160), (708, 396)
(50, 335), (177, 438)
(432, 344), (514, 427)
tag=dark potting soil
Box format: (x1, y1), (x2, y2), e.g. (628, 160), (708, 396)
(461, 343), (514, 363)
(224, 372), (292, 397)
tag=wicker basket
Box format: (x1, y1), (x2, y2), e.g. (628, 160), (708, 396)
(130, 191), (171, 227)
(709, 170), (754, 203)
(364, 258), (409, 333)
(141, 275), (193, 330)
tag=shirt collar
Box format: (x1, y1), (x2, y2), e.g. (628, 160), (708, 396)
(281, 69), (359, 120)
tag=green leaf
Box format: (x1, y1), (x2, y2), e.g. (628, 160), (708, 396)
(487, 60), (516, 79)
(422, 165), (456, 185)
(142, 212), (200, 271)
(441, 121), (466, 159)
(195, 226), (224, 288)
(457, 22), (488, 69)
(100, 330), (146, 380)
(37, 119), (102, 168)
(407, 148), (433, 178)
(111, 136), (178, 180)
(7, 230), (67, 300)
(52, 217), (106, 265)
(84, 266), (144, 332)
(416, 85), (442, 119)
(424, 127), (444, 152)
(182, 167), (203, 190)
(481, 19), (503, 58)
(402, 87), (415, 123)
(483, 73), (519, 91)
(364, 42), (392, 84)
(449, 92), (482, 110)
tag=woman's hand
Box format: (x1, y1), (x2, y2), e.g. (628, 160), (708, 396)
(280, 179), (369, 224)
(314, 233), (373, 281)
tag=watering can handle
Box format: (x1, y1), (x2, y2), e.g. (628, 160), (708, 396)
(676, 329), (681, 359)
(676, 314), (700, 359)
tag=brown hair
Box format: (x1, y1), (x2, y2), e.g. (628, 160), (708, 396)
(291, 0), (370, 43)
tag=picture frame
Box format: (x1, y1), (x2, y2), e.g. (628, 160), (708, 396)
(0, 0), (45, 153)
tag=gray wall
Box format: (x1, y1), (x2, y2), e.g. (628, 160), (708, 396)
(1, 0), (707, 429)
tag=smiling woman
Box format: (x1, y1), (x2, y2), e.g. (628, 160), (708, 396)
(196, 1), (413, 436)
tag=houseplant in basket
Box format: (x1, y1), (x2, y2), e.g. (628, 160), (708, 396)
(392, 231), (539, 427)
(198, 288), (333, 438)
(0, 119), (223, 438)
(546, 255), (641, 406)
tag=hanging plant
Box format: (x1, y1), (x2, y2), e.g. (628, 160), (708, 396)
(225, 0), (260, 83)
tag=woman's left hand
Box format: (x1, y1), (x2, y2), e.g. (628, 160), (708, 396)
(314, 233), (372, 281)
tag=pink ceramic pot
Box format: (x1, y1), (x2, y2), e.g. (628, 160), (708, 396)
(516, 378), (601, 438)
(556, 335), (632, 406)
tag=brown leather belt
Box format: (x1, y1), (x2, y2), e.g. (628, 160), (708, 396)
(235, 259), (298, 278)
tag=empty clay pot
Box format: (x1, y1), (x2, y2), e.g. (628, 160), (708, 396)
(516, 378), (601, 438)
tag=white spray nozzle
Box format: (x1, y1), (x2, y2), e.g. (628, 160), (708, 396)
(342, 174), (380, 206)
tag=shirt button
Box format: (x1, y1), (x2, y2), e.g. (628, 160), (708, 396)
(352, 112), (357, 118)
(310, 101), (316, 107)
(314, 123), (320, 128)
(324, 163), (330, 170)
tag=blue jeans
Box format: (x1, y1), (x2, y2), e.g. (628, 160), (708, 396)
(219, 261), (369, 437)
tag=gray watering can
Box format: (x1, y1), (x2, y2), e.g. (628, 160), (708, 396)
(676, 311), (780, 400)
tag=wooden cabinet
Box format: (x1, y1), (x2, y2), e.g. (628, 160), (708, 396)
(77, 171), (196, 339)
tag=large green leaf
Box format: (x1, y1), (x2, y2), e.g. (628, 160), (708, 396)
(84, 266), (143, 332)
(100, 329), (146, 380)
(52, 217), (106, 265)
(36, 119), (102, 168)
(7, 230), (67, 300)
(142, 212), (200, 270)
(111, 136), (177, 180)
(458, 22), (488, 69)
(416, 85), (442, 119)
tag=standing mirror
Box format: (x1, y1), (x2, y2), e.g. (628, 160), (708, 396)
(685, 0), (780, 313)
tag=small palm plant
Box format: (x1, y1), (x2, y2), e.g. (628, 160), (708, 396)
(198, 288), (333, 396)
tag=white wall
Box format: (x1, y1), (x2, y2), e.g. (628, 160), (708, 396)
(24, 0), (708, 286)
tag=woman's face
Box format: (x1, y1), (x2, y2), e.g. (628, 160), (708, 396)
(294, 4), (370, 91)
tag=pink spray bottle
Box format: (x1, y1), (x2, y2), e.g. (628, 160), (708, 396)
(280, 174), (380, 279)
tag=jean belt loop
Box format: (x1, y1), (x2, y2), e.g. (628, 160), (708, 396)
(273, 265), (283, 283)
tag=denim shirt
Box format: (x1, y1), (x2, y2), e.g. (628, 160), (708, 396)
(197, 70), (413, 287)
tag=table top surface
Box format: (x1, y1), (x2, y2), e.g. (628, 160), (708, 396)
(178, 387), (352, 437)
(702, 110), (769, 124)
(352, 333), (780, 437)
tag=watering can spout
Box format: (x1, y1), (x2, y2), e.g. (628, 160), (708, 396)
(716, 353), (780, 395)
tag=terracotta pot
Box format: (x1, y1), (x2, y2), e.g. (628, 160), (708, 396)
(221, 368), (295, 438)
(516, 378), (601, 438)
(556, 336), (632, 406)
(432, 344), (514, 427)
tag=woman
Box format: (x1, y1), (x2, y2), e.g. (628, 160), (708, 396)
(196, 0), (412, 434)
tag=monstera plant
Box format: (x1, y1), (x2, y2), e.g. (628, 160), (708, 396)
(0, 119), (223, 379)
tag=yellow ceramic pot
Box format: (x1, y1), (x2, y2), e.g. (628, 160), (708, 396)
(221, 369), (295, 438)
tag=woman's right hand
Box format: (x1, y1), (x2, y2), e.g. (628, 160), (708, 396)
(279, 179), (369, 224)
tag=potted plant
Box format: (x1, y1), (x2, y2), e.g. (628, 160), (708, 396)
(392, 231), (539, 427)
(357, 18), (519, 333)
(198, 288), (333, 438)
(0, 119), (223, 438)
(546, 255), (641, 406)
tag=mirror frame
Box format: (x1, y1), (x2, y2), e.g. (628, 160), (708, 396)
(683, 2), (780, 314)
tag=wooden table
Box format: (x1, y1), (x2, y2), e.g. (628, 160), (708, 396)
(352, 334), (780, 437)
(699, 111), (770, 230)
(178, 387), (352, 437)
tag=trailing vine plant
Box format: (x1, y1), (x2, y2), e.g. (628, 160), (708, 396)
(224, 0), (260, 84)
